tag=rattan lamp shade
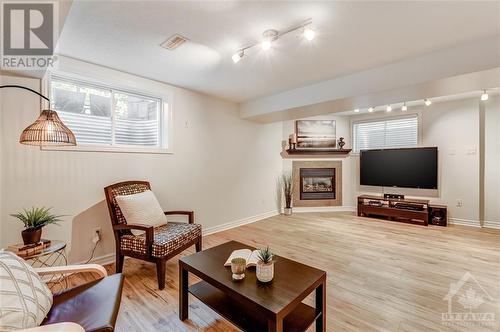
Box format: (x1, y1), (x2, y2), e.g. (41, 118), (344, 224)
(19, 109), (76, 146)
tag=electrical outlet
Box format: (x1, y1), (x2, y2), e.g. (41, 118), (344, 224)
(92, 227), (102, 244)
(456, 199), (463, 208)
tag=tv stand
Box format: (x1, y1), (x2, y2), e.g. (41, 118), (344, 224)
(357, 195), (430, 226)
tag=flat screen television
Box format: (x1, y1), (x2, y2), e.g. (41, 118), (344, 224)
(360, 147), (438, 189)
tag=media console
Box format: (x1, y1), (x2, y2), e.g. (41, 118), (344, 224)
(357, 195), (447, 226)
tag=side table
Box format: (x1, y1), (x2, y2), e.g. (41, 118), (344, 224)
(6, 240), (68, 291)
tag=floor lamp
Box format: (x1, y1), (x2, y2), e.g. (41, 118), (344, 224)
(0, 85), (76, 146)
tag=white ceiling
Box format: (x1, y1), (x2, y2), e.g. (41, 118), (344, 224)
(56, 1), (499, 103)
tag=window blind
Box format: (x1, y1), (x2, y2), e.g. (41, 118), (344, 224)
(353, 116), (418, 153)
(51, 76), (163, 148)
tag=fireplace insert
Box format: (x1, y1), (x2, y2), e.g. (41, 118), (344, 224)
(300, 168), (335, 200)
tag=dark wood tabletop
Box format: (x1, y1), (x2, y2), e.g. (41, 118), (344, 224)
(179, 240), (327, 332)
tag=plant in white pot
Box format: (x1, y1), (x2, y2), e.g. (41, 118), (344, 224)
(282, 173), (293, 215)
(256, 246), (274, 283)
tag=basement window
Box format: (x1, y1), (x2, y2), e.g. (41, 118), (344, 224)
(46, 75), (170, 153)
(352, 115), (418, 153)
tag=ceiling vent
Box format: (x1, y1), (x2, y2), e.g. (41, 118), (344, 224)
(160, 34), (189, 51)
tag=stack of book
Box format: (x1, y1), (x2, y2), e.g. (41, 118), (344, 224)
(7, 239), (51, 257)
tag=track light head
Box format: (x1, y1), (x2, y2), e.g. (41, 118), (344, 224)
(261, 29), (278, 51)
(368, 107), (374, 113)
(303, 27), (316, 41)
(261, 40), (272, 50)
(232, 51), (244, 63)
(386, 105), (392, 112)
(424, 99), (432, 106)
(401, 103), (408, 111)
(481, 90), (489, 101)
(353, 109), (360, 113)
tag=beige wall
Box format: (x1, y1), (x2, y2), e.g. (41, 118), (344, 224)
(0, 61), (283, 263)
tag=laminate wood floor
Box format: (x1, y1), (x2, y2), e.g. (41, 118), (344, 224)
(69, 212), (500, 332)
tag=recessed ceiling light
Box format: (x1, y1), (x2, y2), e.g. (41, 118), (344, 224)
(354, 108), (360, 113)
(401, 102), (408, 111)
(424, 98), (432, 106)
(481, 90), (489, 101)
(368, 107), (374, 113)
(303, 28), (316, 41)
(386, 105), (392, 112)
(232, 51), (244, 63)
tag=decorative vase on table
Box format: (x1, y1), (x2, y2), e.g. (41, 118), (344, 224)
(256, 247), (274, 283)
(256, 261), (274, 283)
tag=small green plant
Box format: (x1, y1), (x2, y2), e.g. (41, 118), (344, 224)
(282, 173), (293, 209)
(10, 207), (63, 231)
(257, 246), (274, 264)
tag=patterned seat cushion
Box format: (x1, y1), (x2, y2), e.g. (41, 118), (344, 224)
(121, 222), (201, 258)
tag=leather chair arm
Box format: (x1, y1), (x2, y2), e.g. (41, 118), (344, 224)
(164, 210), (194, 224)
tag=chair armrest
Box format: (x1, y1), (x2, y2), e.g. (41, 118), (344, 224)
(113, 223), (154, 232)
(20, 323), (85, 332)
(113, 223), (154, 254)
(164, 210), (194, 224)
(34, 264), (107, 278)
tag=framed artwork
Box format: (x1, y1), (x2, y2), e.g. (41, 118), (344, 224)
(295, 120), (336, 148)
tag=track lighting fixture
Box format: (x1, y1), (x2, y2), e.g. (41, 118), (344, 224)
(481, 90), (489, 101)
(368, 107), (374, 113)
(353, 109), (360, 113)
(386, 105), (392, 112)
(232, 19), (313, 63)
(424, 99), (432, 106)
(401, 102), (408, 111)
(232, 51), (244, 63)
(303, 27), (316, 41)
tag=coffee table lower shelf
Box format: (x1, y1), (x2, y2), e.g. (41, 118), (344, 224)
(189, 281), (320, 332)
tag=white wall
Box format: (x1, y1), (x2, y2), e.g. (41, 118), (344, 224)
(0, 59), (283, 263)
(484, 95), (500, 227)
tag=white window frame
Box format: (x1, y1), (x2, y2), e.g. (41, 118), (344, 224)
(350, 112), (422, 155)
(42, 72), (173, 154)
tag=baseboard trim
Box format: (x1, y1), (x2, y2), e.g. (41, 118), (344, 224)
(202, 210), (279, 236)
(449, 218), (481, 228)
(292, 206), (356, 213)
(483, 220), (500, 229)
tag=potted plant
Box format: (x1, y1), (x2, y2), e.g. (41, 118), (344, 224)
(282, 173), (293, 215)
(11, 207), (63, 245)
(256, 246), (274, 283)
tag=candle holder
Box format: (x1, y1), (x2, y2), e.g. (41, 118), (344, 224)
(231, 258), (246, 280)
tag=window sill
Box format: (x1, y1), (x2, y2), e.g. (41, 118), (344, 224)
(41, 145), (173, 154)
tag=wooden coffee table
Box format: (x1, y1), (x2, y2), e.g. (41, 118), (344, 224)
(179, 241), (327, 332)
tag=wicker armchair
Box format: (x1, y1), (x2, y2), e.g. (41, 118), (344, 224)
(104, 181), (202, 289)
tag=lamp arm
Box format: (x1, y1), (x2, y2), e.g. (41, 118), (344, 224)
(0, 85), (50, 103)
